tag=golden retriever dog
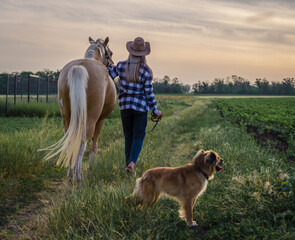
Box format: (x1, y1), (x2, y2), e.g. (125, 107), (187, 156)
(130, 149), (224, 227)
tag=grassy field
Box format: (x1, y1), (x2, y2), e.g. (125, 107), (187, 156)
(0, 95), (294, 239)
(0, 95), (59, 117)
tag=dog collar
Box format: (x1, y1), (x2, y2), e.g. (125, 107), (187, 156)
(198, 168), (209, 180)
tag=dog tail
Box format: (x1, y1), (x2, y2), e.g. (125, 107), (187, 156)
(132, 177), (143, 199)
(132, 176), (160, 207)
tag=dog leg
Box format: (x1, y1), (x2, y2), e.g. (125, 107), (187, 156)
(150, 191), (160, 205)
(182, 198), (197, 227)
(142, 180), (157, 206)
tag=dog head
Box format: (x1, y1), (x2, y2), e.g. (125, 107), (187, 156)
(193, 149), (224, 179)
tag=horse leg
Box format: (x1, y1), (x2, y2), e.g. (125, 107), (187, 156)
(88, 119), (105, 169)
(67, 163), (73, 185)
(74, 142), (87, 186)
(65, 131), (74, 184)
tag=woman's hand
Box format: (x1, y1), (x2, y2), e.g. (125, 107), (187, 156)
(155, 111), (162, 119)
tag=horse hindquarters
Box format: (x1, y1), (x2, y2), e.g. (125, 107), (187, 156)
(84, 72), (115, 166)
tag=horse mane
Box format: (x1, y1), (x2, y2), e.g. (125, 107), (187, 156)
(84, 40), (104, 59)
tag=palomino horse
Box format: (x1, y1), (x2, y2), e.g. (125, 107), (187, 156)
(43, 37), (116, 184)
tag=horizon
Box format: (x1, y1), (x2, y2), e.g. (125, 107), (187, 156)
(1, 0), (295, 85)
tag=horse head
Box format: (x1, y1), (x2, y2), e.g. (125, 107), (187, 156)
(86, 37), (114, 66)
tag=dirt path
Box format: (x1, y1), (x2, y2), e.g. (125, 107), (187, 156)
(0, 178), (66, 240)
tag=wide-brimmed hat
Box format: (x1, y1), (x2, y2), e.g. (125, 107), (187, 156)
(126, 37), (150, 56)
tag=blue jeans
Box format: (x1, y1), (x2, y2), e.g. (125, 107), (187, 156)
(120, 109), (148, 166)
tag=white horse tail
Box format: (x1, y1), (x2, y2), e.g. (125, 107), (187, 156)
(41, 65), (88, 168)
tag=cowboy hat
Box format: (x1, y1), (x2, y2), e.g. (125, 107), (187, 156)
(126, 37), (150, 56)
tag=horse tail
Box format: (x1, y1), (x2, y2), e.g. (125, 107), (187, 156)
(41, 65), (88, 168)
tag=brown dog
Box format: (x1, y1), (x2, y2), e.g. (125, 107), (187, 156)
(131, 149), (224, 227)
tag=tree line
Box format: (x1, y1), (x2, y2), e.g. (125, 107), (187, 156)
(192, 75), (295, 95)
(153, 75), (295, 95)
(153, 76), (191, 94)
(1, 70), (294, 95)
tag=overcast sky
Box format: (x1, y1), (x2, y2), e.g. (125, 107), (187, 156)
(1, 0), (295, 84)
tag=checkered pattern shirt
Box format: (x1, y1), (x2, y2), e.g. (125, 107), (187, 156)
(108, 61), (159, 114)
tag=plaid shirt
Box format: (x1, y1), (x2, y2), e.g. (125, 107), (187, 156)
(108, 61), (159, 114)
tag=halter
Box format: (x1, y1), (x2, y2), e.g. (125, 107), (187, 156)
(99, 41), (114, 66)
(90, 40), (113, 67)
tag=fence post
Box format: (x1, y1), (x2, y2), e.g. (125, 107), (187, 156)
(14, 75), (17, 106)
(28, 74), (30, 103)
(37, 77), (40, 103)
(47, 76), (49, 103)
(20, 77), (23, 100)
(5, 75), (9, 116)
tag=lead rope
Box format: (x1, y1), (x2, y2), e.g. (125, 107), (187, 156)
(147, 113), (162, 133)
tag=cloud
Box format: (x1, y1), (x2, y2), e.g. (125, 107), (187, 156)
(1, 0), (295, 83)
(246, 12), (275, 23)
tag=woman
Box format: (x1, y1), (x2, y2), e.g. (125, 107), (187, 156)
(108, 37), (162, 171)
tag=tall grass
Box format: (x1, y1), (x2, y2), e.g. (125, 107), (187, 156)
(0, 117), (66, 229)
(0, 98), (60, 117)
(25, 97), (294, 239)
(1, 96), (294, 239)
(30, 98), (201, 239)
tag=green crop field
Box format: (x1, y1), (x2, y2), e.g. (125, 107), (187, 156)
(216, 98), (295, 160)
(0, 95), (294, 240)
(216, 98), (295, 133)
